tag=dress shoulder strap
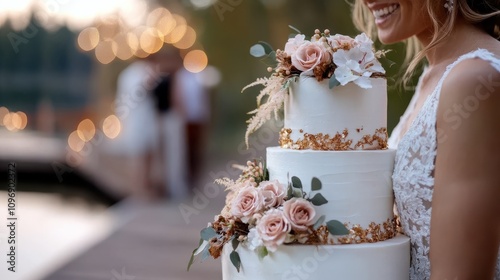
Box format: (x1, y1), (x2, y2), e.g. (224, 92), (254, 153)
(434, 49), (500, 100)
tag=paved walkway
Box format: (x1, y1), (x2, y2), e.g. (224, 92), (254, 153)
(43, 196), (225, 280)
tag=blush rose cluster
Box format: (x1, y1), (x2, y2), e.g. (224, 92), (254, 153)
(279, 30), (385, 88)
(243, 28), (387, 146)
(228, 180), (316, 252)
(189, 161), (349, 273)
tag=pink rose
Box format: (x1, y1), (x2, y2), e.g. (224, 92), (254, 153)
(258, 180), (286, 208)
(283, 198), (316, 232)
(291, 41), (331, 75)
(284, 34), (306, 56)
(328, 34), (356, 50)
(231, 185), (262, 223)
(256, 209), (291, 252)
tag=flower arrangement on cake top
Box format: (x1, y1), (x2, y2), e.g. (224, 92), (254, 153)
(243, 27), (387, 147)
(187, 160), (349, 272)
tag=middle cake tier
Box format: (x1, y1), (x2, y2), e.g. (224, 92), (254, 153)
(267, 147), (396, 237)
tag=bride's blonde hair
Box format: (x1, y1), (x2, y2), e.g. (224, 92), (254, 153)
(352, 0), (500, 82)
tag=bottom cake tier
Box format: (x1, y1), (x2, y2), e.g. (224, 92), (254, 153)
(222, 234), (410, 280)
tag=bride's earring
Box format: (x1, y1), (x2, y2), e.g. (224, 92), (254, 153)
(444, 0), (454, 13)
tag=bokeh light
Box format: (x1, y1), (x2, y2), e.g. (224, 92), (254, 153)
(16, 111), (28, 130)
(77, 119), (96, 142)
(140, 28), (163, 54)
(10, 113), (23, 130)
(102, 115), (121, 139)
(68, 131), (85, 152)
(2, 111), (27, 132)
(114, 33), (135, 60)
(71, 4), (203, 64)
(0, 107), (9, 126)
(95, 40), (118, 64)
(96, 18), (121, 40)
(3, 113), (16, 131)
(126, 32), (140, 53)
(183, 50), (208, 73)
(173, 26), (197, 49)
(196, 65), (222, 88)
(78, 27), (100, 51)
(156, 15), (176, 38)
(147, 7), (175, 38)
(163, 15), (187, 44)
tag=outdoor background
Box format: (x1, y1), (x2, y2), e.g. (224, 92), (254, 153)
(0, 0), (416, 279)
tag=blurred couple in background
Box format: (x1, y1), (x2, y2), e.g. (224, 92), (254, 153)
(113, 46), (210, 201)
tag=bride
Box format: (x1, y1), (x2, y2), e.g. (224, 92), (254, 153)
(354, 0), (500, 279)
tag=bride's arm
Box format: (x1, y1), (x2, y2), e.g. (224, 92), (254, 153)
(431, 59), (500, 280)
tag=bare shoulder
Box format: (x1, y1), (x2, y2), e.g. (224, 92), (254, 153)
(437, 54), (500, 140)
(439, 56), (500, 110)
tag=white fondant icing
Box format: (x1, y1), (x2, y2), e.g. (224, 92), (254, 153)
(222, 235), (410, 280)
(266, 147), (396, 228)
(285, 76), (387, 149)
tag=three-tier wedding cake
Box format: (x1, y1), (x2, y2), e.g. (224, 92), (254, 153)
(189, 28), (410, 280)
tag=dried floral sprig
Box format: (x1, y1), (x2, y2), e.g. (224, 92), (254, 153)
(242, 75), (292, 148)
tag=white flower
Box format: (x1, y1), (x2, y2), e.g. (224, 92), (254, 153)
(333, 47), (385, 89)
(284, 34), (306, 56)
(247, 228), (264, 250)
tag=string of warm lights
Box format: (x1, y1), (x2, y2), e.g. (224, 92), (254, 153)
(77, 6), (208, 73)
(69, 6), (212, 152)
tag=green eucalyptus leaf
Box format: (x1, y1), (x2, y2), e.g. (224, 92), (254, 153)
(313, 215), (326, 230)
(287, 183), (293, 198)
(326, 220), (350, 236)
(310, 193), (328, 206)
(259, 51), (277, 66)
(232, 236), (240, 250)
(258, 41), (274, 55)
(282, 79), (291, 90)
(292, 188), (303, 198)
(250, 44), (266, 58)
(200, 227), (217, 241)
(291, 176), (302, 189)
(256, 246), (268, 260)
(187, 239), (203, 271)
(230, 251), (241, 272)
(200, 243), (211, 261)
(329, 76), (341, 89)
(311, 177), (322, 191)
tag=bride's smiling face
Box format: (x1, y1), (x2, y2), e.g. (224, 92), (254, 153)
(362, 0), (434, 44)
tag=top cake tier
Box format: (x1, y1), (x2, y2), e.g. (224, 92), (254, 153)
(280, 76), (388, 151)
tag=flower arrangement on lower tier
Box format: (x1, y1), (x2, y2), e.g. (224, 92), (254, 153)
(243, 27), (388, 147)
(187, 160), (350, 272)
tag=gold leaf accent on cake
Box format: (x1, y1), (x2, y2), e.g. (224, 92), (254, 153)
(289, 217), (399, 246)
(279, 128), (388, 151)
(354, 128), (389, 150)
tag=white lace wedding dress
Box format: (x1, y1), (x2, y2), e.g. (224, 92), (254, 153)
(389, 49), (500, 280)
